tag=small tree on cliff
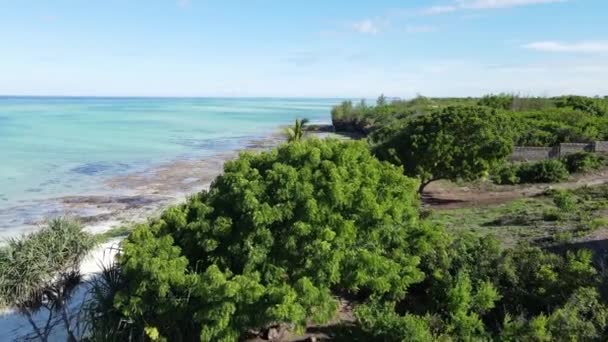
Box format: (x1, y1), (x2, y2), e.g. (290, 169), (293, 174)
(374, 106), (513, 193)
(103, 139), (440, 341)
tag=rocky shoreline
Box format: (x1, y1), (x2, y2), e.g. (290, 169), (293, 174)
(0, 131), (290, 240)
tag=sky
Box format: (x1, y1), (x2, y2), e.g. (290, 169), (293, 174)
(1, 0), (607, 98)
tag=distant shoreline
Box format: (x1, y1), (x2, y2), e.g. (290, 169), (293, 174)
(0, 95), (350, 101)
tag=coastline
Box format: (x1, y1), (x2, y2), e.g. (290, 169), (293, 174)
(0, 126), (340, 340)
(0, 130), (288, 240)
(0, 129), (284, 335)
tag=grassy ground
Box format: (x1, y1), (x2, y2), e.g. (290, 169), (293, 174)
(429, 184), (608, 247)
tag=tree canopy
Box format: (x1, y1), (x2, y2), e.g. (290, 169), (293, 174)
(106, 138), (440, 341)
(373, 106), (514, 192)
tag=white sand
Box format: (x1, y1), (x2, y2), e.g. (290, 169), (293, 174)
(80, 238), (123, 277)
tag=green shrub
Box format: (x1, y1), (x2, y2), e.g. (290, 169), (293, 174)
(590, 218), (608, 231)
(517, 160), (569, 183)
(0, 218), (94, 308)
(492, 164), (520, 185)
(552, 190), (577, 212)
(542, 209), (563, 222)
(554, 231), (574, 244)
(562, 152), (605, 173)
(492, 160), (570, 185)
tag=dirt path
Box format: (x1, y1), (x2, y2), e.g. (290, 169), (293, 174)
(423, 168), (608, 210)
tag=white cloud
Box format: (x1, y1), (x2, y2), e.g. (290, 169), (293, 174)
(523, 41), (608, 53)
(422, 0), (565, 14)
(351, 20), (379, 34)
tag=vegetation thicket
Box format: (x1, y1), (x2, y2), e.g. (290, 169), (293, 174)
(4, 94), (608, 341)
(333, 94), (608, 190)
(492, 152), (607, 185)
(86, 138), (608, 341)
(92, 139), (443, 341)
(332, 94), (608, 147)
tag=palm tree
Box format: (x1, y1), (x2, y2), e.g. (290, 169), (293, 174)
(284, 118), (310, 143)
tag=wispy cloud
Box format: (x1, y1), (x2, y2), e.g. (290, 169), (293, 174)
(523, 41), (608, 53)
(422, 0), (566, 14)
(351, 19), (380, 34)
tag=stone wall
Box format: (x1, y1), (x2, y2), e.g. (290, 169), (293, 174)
(510, 141), (608, 161)
(510, 146), (559, 161)
(559, 143), (593, 156)
(594, 141), (608, 152)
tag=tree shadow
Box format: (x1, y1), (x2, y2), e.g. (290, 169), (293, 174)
(421, 194), (465, 207)
(293, 323), (371, 342)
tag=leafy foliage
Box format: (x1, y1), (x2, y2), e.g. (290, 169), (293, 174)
(373, 106), (513, 192)
(501, 287), (608, 342)
(0, 218), (95, 341)
(79, 93), (608, 340)
(283, 118), (309, 142)
(0, 218), (94, 308)
(556, 95), (608, 117)
(356, 230), (606, 341)
(493, 159), (570, 184)
(333, 94), (608, 147)
(562, 152), (606, 173)
(100, 139), (439, 341)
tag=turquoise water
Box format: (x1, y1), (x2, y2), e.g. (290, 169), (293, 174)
(0, 97), (336, 236)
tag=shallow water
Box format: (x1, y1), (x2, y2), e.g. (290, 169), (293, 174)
(0, 97), (336, 237)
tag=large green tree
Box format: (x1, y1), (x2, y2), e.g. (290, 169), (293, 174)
(374, 106), (514, 193)
(106, 139), (439, 341)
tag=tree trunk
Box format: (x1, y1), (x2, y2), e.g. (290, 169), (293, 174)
(418, 179), (435, 194)
(61, 300), (79, 342)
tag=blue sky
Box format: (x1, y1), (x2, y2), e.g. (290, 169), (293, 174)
(1, 0), (607, 97)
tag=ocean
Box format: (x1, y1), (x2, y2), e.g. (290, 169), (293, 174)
(0, 97), (337, 238)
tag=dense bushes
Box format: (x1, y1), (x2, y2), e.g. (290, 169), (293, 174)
(78, 94), (608, 340)
(493, 159), (568, 184)
(493, 153), (606, 185)
(356, 232), (606, 341)
(330, 96), (416, 134)
(98, 139), (441, 341)
(517, 159), (570, 183)
(562, 152), (606, 173)
(82, 138), (608, 341)
(478, 93), (555, 111)
(556, 95), (608, 117)
(333, 94), (608, 147)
